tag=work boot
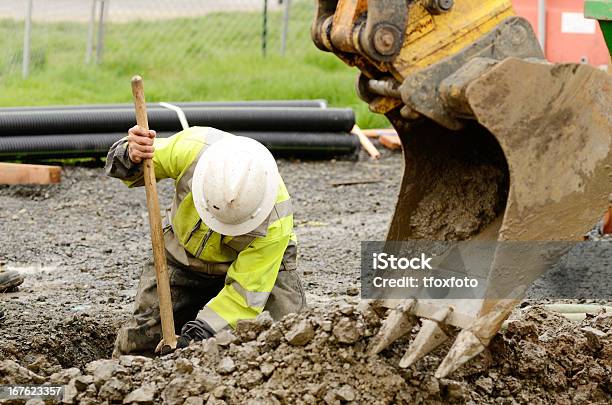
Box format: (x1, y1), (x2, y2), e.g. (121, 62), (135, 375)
(0, 270), (24, 292)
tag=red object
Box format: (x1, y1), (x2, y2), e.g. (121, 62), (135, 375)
(603, 207), (612, 235)
(512, 0), (610, 66)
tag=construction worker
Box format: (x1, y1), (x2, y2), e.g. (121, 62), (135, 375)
(106, 126), (306, 356)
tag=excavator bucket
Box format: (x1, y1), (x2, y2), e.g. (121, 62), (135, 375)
(312, 0), (612, 377)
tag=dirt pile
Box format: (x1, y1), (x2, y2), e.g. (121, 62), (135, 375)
(1, 303), (609, 404)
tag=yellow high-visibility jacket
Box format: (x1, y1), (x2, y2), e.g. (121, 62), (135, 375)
(105, 127), (297, 333)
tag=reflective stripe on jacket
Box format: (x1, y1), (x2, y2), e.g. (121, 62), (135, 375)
(105, 126), (297, 332)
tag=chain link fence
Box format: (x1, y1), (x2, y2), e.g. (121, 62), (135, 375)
(0, 0), (316, 79)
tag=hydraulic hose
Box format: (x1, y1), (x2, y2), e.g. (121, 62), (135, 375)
(0, 99), (328, 112)
(0, 107), (355, 135)
(0, 132), (359, 160)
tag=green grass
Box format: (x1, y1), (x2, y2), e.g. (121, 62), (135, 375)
(0, 5), (390, 128)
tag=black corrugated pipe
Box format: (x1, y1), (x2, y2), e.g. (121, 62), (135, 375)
(0, 108), (355, 136)
(0, 100), (328, 112)
(235, 132), (359, 158)
(0, 132), (359, 160)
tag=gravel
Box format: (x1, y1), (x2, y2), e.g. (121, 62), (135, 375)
(1, 304), (610, 404)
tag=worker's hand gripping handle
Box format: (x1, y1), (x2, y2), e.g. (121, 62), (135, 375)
(131, 76), (177, 353)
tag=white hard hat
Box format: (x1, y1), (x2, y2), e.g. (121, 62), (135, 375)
(192, 136), (279, 236)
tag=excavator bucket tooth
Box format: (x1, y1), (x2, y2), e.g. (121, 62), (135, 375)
(435, 298), (519, 378)
(368, 299), (416, 355)
(434, 329), (484, 379)
(399, 318), (449, 368)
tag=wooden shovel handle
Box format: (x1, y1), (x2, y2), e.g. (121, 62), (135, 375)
(131, 76), (177, 350)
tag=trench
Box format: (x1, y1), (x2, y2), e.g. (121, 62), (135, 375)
(0, 311), (118, 370)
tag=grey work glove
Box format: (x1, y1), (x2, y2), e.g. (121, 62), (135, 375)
(178, 319), (215, 348)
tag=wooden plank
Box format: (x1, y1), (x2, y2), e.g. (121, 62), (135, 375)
(379, 134), (402, 150)
(361, 128), (397, 138)
(0, 163), (61, 185)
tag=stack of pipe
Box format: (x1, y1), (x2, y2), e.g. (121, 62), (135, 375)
(0, 100), (360, 160)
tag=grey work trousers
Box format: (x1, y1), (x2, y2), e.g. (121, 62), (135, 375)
(113, 259), (306, 357)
